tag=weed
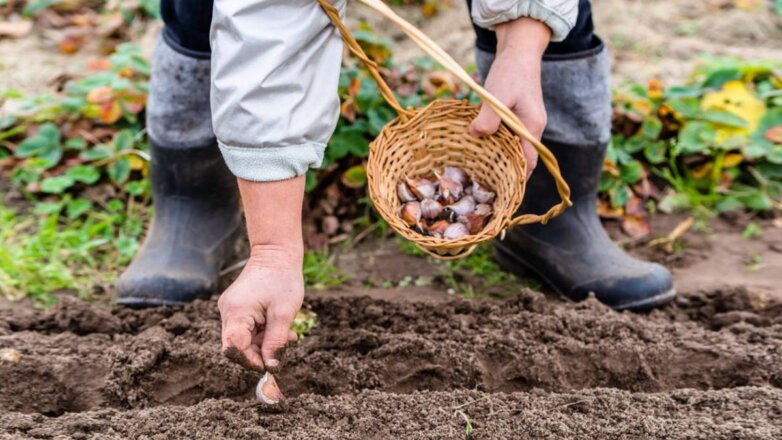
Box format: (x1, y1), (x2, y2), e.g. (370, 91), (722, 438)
(0, 198), (147, 306)
(303, 249), (348, 290)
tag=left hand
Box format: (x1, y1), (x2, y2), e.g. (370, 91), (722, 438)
(469, 17), (551, 179)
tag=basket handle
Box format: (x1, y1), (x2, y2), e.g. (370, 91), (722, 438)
(318, 0), (572, 225)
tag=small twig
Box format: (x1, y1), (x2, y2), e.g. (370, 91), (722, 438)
(451, 395), (490, 411)
(351, 222), (379, 245)
(647, 216), (694, 254)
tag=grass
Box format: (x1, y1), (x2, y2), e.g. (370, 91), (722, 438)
(397, 238), (540, 298)
(303, 249), (348, 290)
(0, 198), (148, 306)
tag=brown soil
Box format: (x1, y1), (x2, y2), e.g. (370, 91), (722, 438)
(2, 277), (782, 439)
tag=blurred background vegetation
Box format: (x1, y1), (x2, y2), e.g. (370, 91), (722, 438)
(1, 0), (781, 305)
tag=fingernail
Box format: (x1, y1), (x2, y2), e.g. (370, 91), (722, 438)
(266, 359), (279, 368)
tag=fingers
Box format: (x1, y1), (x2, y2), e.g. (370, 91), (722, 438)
(261, 306), (297, 371)
(469, 103), (502, 137)
(221, 313), (266, 372)
(521, 139), (539, 180)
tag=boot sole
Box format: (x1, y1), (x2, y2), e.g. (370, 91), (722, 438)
(116, 297), (190, 308)
(494, 243), (676, 312)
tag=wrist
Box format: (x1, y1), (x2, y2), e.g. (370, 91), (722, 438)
(248, 243), (304, 270)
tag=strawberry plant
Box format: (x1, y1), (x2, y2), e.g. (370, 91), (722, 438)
(605, 57), (782, 237)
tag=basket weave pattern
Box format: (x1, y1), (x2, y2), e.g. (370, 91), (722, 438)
(368, 99), (526, 258)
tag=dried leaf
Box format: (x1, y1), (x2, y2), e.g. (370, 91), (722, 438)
(596, 199), (623, 219)
(764, 126), (782, 144)
(620, 214), (651, 239)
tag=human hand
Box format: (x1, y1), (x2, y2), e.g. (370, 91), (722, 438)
(218, 245), (303, 372)
(469, 17), (552, 179)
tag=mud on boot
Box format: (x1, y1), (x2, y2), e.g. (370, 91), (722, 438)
(477, 39), (675, 311)
(116, 39), (241, 306)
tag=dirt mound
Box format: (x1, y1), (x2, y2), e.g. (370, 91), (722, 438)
(2, 288), (782, 438)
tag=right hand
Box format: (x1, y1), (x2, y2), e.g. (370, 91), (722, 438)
(218, 245), (303, 372)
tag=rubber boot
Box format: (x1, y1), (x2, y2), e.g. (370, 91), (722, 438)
(476, 41), (676, 311)
(116, 39), (241, 306)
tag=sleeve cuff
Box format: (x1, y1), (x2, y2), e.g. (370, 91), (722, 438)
(218, 141), (327, 182)
(472, 0), (576, 43)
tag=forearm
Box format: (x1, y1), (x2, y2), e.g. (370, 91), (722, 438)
(495, 17), (551, 59)
(238, 176), (305, 267)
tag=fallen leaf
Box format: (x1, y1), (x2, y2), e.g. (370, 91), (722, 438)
(596, 199), (623, 219)
(765, 126), (782, 144)
(621, 214), (651, 239)
(0, 20), (32, 38)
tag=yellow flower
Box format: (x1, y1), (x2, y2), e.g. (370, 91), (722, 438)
(701, 80), (766, 143)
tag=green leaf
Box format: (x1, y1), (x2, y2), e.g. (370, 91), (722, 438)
(701, 68), (741, 90)
(664, 85), (701, 99)
(658, 192), (691, 214)
(667, 97), (700, 119)
(341, 165), (367, 189)
(65, 137), (87, 150)
(107, 157), (131, 184)
(329, 129), (368, 159)
(126, 180), (149, 196)
(305, 170), (318, 192)
(618, 160), (644, 184)
(80, 144), (113, 161)
(700, 109), (748, 128)
(66, 198), (92, 219)
(66, 165), (101, 184)
(737, 190), (773, 211)
(642, 118), (662, 140)
(644, 141), (667, 164)
(714, 196), (743, 213)
(678, 121), (715, 154)
(113, 130), (134, 151)
(41, 175), (75, 194)
(15, 123), (62, 168)
(766, 146), (782, 164)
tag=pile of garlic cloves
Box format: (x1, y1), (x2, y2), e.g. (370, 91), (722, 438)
(397, 166), (495, 239)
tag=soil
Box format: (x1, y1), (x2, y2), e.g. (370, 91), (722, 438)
(2, 212), (782, 439)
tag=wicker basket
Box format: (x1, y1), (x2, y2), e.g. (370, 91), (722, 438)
(318, 0), (572, 260)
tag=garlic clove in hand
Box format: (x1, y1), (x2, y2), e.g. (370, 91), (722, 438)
(256, 372), (283, 405)
(405, 178), (437, 200)
(400, 202), (422, 226)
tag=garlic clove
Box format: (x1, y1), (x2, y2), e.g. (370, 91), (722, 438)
(457, 213), (489, 235)
(475, 203), (493, 217)
(256, 372), (283, 404)
(446, 195), (476, 216)
(420, 198), (444, 219)
(428, 220), (450, 238)
(435, 166), (468, 187)
(439, 177), (463, 205)
(443, 222), (469, 239)
(397, 181), (418, 203)
(471, 181), (496, 204)
(405, 178), (436, 200)
(400, 201), (422, 226)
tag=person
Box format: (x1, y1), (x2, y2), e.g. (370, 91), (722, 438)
(117, 0), (676, 370)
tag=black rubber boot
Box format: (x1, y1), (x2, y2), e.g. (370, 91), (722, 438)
(477, 41), (676, 311)
(116, 39), (241, 306)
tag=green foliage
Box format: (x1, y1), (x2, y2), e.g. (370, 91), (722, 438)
(303, 249), (347, 290)
(2, 44), (150, 199)
(398, 240), (537, 298)
(606, 57), (782, 231)
(0, 199), (148, 306)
